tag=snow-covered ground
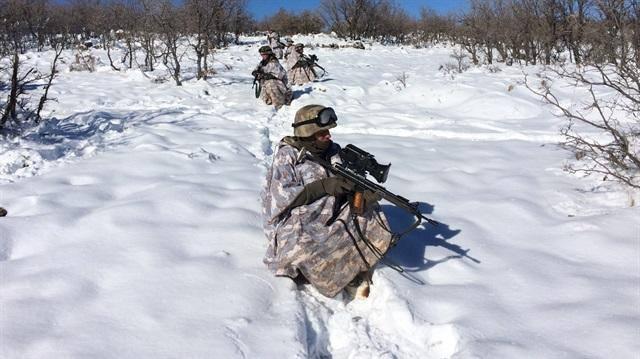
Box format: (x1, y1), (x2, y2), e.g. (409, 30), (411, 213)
(1, 34), (638, 358)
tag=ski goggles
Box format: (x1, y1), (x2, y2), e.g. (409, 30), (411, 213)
(292, 107), (338, 128)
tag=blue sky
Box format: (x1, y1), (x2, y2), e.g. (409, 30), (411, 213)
(247, 0), (469, 20)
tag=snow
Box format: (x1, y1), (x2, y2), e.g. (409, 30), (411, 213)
(1, 33), (638, 358)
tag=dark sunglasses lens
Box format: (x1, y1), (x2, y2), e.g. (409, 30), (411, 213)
(318, 108), (337, 125)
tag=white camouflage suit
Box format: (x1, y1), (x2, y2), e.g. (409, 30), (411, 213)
(254, 58), (292, 109)
(287, 50), (317, 85)
(262, 138), (393, 297)
(283, 44), (294, 63)
(267, 31), (284, 59)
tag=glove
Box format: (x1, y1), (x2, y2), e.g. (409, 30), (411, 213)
(251, 69), (262, 78)
(285, 177), (354, 211)
(262, 73), (277, 80)
(362, 190), (382, 210)
(320, 177), (354, 197)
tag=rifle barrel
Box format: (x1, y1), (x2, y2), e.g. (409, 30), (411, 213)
(330, 161), (438, 227)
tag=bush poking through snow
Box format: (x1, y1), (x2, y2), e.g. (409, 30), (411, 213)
(439, 50), (471, 79)
(394, 72), (409, 90)
(527, 63), (640, 189)
(487, 65), (502, 73)
(450, 49), (469, 73)
(439, 63), (460, 79)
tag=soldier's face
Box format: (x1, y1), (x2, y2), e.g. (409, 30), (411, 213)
(314, 129), (332, 144)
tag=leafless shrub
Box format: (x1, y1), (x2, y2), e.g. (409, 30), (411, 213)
(438, 63), (460, 79)
(395, 72), (408, 88)
(526, 62), (639, 189)
(450, 49), (470, 73)
(487, 65), (502, 73)
(36, 35), (67, 120)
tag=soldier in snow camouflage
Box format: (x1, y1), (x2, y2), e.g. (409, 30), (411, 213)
(252, 46), (292, 109)
(287, 43), (317, 85)
(267, 30), (284, 59)
(283, 38), (294, 63)
(262, 105), (394, 298)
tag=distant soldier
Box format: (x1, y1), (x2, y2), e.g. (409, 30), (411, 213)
(287, 43), (317, 86)
(251, 45), (292, 109)
(283, 38), (295, 63)
(267, 30), (284, 59)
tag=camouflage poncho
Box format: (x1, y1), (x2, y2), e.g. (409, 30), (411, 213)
(262, 139), (393, 297)
(287, 51), (317, 86)
(267, 32), (284, 59)
(254, 58), (292, 109)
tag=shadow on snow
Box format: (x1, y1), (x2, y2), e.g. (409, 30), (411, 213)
(380, 202), (479, 284)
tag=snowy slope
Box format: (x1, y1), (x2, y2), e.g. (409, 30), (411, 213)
(1, 34), (638, 358)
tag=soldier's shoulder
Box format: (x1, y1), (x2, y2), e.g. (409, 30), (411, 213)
(276, 142), (299, 158)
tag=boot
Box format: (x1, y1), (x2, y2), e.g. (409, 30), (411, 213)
(345, 271), (371, 300)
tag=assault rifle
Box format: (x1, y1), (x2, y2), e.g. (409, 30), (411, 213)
(292, 54), (327, 77)
(305, 144), (439, 235)
(251, 68), (278, 98)
(251, 69), (262, 98)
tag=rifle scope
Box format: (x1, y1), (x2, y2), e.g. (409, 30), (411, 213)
(340, 144), (390, 184)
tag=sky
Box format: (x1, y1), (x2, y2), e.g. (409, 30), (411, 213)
(247, 0), (469, 20)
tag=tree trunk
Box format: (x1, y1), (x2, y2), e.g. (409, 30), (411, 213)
(1, 52), (21, 127)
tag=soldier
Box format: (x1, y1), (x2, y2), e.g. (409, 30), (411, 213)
(287, 43), (317, 86)
(283, 38), (295, 63)
(252, 45), (292, 109)
(262, 105), (394, 299)
(267, 30), (284, 59)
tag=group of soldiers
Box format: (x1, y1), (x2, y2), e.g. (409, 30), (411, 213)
(251, 31), (322, 109)
(256, 33), (391, 300)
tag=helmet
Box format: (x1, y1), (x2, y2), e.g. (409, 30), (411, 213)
(292, 105), (337, 137)
(294, 43), (304, 50)
(259, 45), (273, 54)
(285, 38), (293, 44)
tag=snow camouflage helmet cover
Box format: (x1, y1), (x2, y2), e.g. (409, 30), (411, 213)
(293, 105), (337, 137)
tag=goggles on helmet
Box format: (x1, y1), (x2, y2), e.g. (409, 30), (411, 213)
(292, 107), (338, 129)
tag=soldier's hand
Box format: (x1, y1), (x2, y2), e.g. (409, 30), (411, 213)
(321, 177), (354, 197)
(285, 177), (352, 210)
(362, 190), (382, 210)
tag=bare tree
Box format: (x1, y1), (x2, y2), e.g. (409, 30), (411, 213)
(320, 0), (382, 39)
(262, 8), (324, 35)
(0, 1), (44, 129)
(185, 0), (220, 79)
(36, 34), (68, 120)
(417, 7), (455, 45)
(143, 0), (186, 86)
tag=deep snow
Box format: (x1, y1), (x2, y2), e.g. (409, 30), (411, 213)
(1, 34), (638, 358)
